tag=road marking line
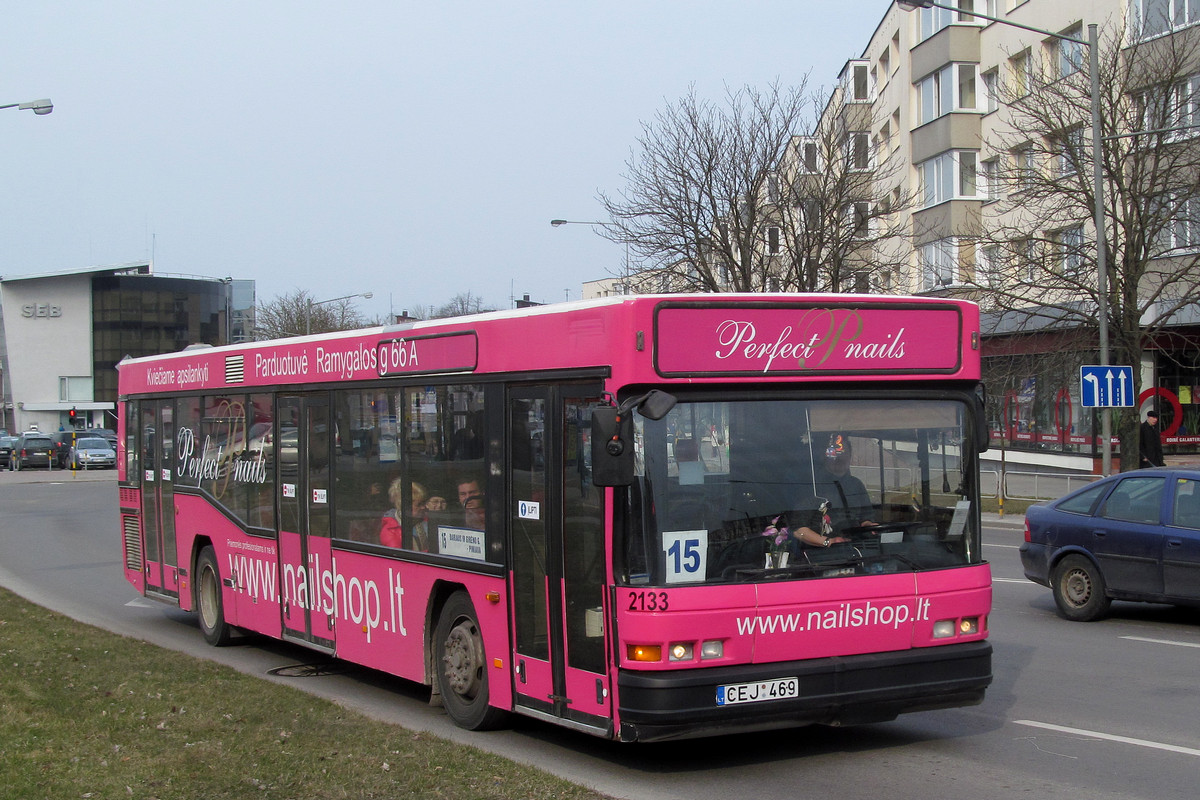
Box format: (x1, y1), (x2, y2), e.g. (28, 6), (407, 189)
(1014, 720), (1200, 757)
(1121, 635), (1200, 650)
(993, 578), (1034, 584)
(125, 598), (158, 608)
(984, 543), (1020, 549)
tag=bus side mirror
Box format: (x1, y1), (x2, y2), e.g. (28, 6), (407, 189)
(592, 407), (634, 486)
(591, 389), (677, 487)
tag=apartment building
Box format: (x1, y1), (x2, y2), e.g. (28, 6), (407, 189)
(818, 0), (1200, 469)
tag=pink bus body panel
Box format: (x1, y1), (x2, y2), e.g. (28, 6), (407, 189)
(117, 295), (988, 740)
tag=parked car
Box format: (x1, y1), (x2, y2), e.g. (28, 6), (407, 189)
(87, 428), (119, 448)
(1021, 468), (1200, 621)
(14, 432), (55, 470)
(0, 435), (17, 469)
(69, 436), (117, 469)
(50, 430), (78, 468)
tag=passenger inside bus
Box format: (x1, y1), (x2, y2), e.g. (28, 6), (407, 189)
(456, 475), (486, 530)
(379, 479), (435, 551)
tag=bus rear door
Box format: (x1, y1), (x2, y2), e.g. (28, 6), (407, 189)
(278, 393), (336, 652)
(509, 385), (611, 735)
(139, 399), (179, 600)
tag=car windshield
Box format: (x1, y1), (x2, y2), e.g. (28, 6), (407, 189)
(76, 438), (110, 450)
(619, 394), (982, 586)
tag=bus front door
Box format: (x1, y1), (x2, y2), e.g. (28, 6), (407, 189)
(277, 393), (336, 652)
(139, 399), (179, 600)
(509, 386), (611, 734)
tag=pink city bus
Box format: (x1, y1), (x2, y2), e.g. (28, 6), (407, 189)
(117, 294), (991, 742)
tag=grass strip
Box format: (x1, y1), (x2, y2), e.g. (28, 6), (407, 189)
(0, 587), (611, 800)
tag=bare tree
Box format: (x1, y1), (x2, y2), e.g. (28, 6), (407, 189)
(773, 87), (918, 293)
(254, 289), (371, 339)
(597, 80), (913, 294)
(433, 292), (495, 319)
(965, 22), (1200, 467)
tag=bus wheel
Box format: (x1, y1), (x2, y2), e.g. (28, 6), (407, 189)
(195, 547), (233, 646)
(1052, 554), (1111, 622)
(435, 592), (508, 731)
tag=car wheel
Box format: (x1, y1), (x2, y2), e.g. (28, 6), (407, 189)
(434, 591), (509, 731)
(1051, 554), (1111, 622)
(195, 547), (233, 646)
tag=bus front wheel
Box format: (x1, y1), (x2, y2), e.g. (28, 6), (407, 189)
(195, 546), (233, 646)
(434, 592), (508, 731)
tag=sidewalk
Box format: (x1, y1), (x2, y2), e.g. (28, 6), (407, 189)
(0, 467), (116, 484)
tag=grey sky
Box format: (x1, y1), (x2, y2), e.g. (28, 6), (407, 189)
(3, 1), (883, 322)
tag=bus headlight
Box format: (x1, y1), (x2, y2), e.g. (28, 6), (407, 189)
(700, 640), (724, 660)
(933, 617), (982, 638)
(668, 643), (693, 662)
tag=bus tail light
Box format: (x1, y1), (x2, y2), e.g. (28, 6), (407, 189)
(627, 644), (662, 662)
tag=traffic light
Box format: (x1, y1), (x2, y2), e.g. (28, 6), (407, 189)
(68, 407), (77, 426)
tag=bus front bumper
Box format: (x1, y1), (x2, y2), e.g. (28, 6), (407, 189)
(615, 640), (992, 742)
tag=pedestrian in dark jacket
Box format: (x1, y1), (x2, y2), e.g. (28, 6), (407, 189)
(1140, 410), (1164, 469)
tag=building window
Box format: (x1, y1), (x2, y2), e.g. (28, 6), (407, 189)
(982, 68), (1000, 113)
(1013, 145), (1037, 192)
(1132, 0), (1200, 40)
(979, 244), (1001, 286)
(1052, 225), (1085, 278)
(846, 202), (872, 239)
(796, 137), (820, 173)
(847, 61), (872, 102)
(1056, 128), (1085, 177)
(847, 131), (871, 170)
(1058, 25), (1084, 77)
(1138, 74), (1200, 141)
(919, 151), (983, 206)
(766, 226), (782, 255)
(59, 376), (94, 403)
(980, 157), (1000, 201)
(916, 64), (980, 125)
(1170, 194), (1200, 251)
(920, 238), (960, 290)
(1010, 49), (1033, 97)
(918, 0), (984, 43)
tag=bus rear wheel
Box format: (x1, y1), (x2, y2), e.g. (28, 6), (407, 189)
(195, 546), (233, 646)
(434, 592), (508, 731)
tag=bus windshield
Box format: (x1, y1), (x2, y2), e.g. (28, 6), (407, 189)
(621, 394), (981, 586)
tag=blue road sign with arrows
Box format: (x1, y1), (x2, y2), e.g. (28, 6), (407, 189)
(1080, 365), (1135, 408)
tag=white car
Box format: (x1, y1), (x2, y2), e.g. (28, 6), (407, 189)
(69, 437), (117, 469)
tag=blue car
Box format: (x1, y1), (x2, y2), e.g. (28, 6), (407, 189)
(1021, 468), (1200, 621)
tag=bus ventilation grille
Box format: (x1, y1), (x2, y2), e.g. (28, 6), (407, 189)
(122, 515), (143, 571)
(119, 487), (140, 506)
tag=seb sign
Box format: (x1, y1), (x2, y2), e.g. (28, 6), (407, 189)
(21, 303), (63, 319)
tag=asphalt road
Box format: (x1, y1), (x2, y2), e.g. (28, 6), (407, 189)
(2, 472), (1198, 800)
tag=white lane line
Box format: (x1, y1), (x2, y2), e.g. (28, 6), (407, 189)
(993, 577), (1035, 584)
(125, 597), (158, 608)
(984, 543), (1020, 549)
(1121, 635), (1200, 650)
(1014, 720), (1200, 757)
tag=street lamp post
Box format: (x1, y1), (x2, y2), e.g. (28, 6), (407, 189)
(898, 2), (1112, 474)
(306, 292), (373, 336)
(0, 98), (53, 115)
(550, 218), (632, 295)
